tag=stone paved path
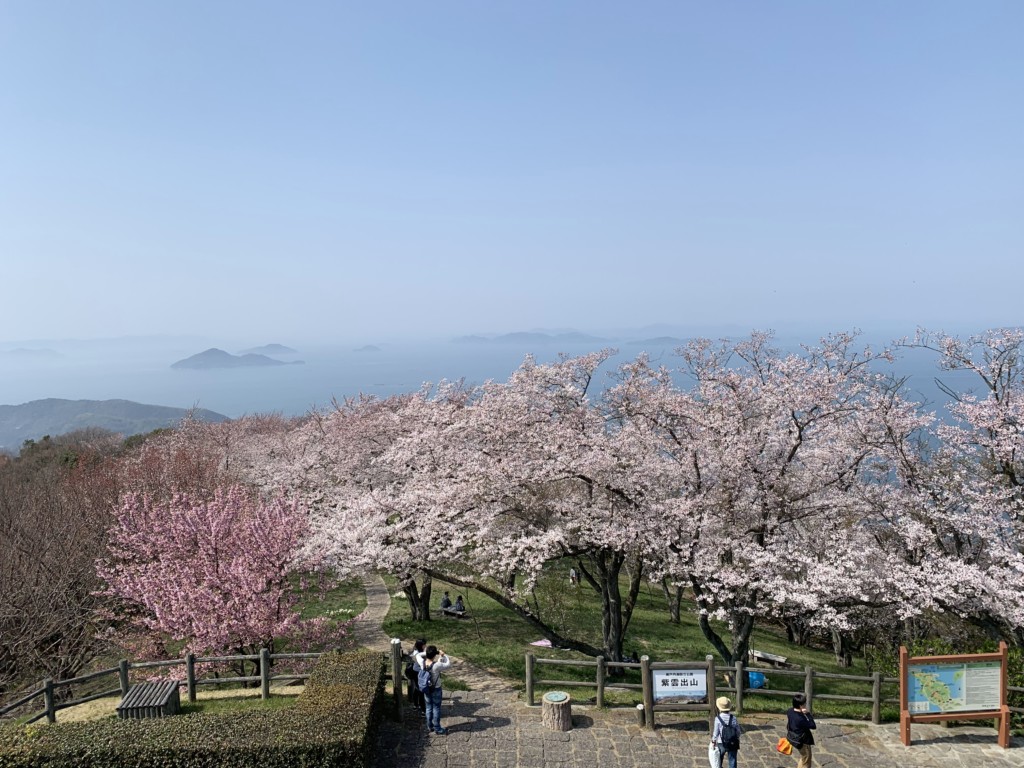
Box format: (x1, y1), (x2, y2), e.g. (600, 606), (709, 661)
(351, 573), (519, 699)
(357, 576), (1022, 767)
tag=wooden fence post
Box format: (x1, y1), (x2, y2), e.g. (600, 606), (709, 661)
(186, 653), (196, 703)
(871, 671), (881, 724)
(734, 659), (744, 715)
(525, 653), (535, 706)
(118, 659), (130, 697)
(390, 638), (403, 722)
(260, 648), (271, 700)
(804, 666), (815, 710)
(641, 655), (654, 730)
(706, 655), (716, 733)
(596, 656), (605, 708)
(43, 679), (55, 724)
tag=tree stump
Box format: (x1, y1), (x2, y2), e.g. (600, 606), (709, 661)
(542, 691), (572, 731)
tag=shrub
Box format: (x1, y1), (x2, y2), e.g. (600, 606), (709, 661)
(0, 649), (385, 768)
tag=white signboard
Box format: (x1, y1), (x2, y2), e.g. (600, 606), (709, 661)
(653, 668), (708, 704)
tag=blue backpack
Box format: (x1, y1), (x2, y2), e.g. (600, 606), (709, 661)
(417, 664), (435, 694)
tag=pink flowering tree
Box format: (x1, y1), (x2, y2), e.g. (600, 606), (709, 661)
(881, 329), (1024, 646)
(301, 353), (678, 661)
(96, 485), (339, 672)
(610, 332), (916, 667)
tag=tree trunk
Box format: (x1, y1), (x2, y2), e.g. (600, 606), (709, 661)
(661, 578), (682, 624)
(784, 617), (812, 646)
(831, 628), (853, 667)
(402, 574), (433, 621)
(578, 549), (642, 664)
(426, 569), (604, 657)
(691, 579), (756, 669)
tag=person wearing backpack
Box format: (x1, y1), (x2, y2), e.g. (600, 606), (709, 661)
(786, 693), (816, 768)
(711, 696), (741, 768)
(404, 638), (427, 711)
(419, 645), (452, 735)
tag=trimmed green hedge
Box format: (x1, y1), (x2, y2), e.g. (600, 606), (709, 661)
(0, 649), (385, 768)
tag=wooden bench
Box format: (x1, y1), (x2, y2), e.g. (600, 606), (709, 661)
(750, 649), (789, 668)
(440, 607), (469, 619)
(116, 680), (181, 719)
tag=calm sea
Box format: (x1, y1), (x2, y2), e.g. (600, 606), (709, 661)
(0, 337), (983, 420)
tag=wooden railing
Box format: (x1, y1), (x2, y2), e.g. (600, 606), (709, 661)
(527, 652), (910, 724)
(1, 639), (407, 725)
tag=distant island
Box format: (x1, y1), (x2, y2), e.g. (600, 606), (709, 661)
(355, 345), (382, 352)
(239, 343), (298, 355)
(0, 399), (228, 452)
(627, 336), (687, 346)
(0, 347), (62, 359)
(171, 348), (304, 369)
(452, 332), (609, 345)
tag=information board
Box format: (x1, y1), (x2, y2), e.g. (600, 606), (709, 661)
(652, 668), (707, 704)
(907, 660), (1002, 714)
(898, 642), (1010, 749)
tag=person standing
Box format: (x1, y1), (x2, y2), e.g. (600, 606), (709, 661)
(421, 645), (452, 735)
(405, 638), (427, 711)
(711, 696), (741, 768)
(786, 693), (816, 768)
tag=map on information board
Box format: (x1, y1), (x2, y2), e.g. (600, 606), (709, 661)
(907, 661), (1002, 714)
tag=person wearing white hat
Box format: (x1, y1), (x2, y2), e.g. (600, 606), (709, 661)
(711, 695), (741, 768)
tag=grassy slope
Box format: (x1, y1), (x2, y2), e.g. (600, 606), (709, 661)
(381, 569), (901, 721)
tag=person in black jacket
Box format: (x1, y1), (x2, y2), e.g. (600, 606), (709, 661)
(786, 693), (816, 768)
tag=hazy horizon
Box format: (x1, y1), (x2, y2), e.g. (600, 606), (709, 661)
(0, 319), (1012, 352)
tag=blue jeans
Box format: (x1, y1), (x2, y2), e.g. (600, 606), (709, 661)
(717, 746), (738, 768)
(424, 687), (444, 732)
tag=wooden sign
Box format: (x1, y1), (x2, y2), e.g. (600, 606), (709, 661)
(899, 641), (1010, 748)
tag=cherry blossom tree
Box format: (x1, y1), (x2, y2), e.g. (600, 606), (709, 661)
(96, 485), (333, 666)
(209, 327), (1024, 668)
(878, 328), (1024, 646)
(610, 332), (916, 666)
(292, 353), (670, 660)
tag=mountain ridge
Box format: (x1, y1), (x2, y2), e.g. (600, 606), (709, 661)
(0, 398), (228, 452)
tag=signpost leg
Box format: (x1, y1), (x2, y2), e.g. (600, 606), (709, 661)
(640, 656), (654, 730)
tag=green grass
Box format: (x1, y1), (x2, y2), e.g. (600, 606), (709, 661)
(297, 574), (367, 620)
(380, 569), (901, 721)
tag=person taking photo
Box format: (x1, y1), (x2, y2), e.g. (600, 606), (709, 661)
(420, 645), (452, 735)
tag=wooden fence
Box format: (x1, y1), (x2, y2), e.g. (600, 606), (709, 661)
(0, 639), (407, 726)
(526, 652), (1024, 725)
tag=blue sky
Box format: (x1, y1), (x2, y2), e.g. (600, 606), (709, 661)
(1, 1), (1021, 343)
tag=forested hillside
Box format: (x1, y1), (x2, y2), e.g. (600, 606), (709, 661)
(0, 399), (227, 452)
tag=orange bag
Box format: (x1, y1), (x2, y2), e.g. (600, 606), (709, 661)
(776, 737), (793, 755)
